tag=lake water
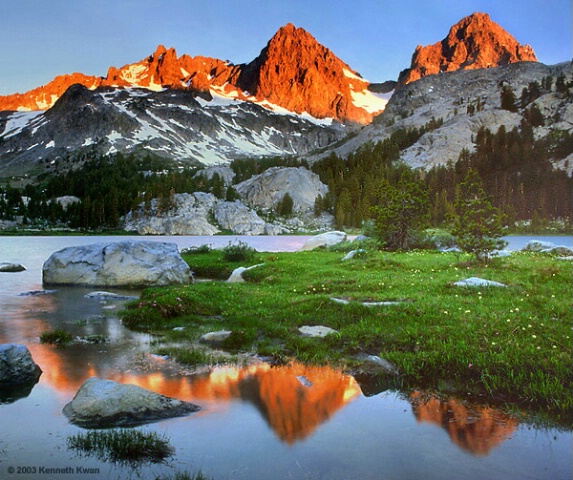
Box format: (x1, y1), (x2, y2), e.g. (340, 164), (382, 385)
(0, 235), (571, 480)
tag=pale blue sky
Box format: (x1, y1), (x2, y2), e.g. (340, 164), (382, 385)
(0, 0), (571, 95)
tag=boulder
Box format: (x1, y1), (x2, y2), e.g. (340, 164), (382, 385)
(299, 231), (347, 251)
(453, 277), (506, 288)
(123, 192), (221, 235)
(0, 262), (26, 272)
(226, 264), (264, 283)
(235, 167), (328, 212)
(522, 240), (557, 252)
(354, 354), (399, 376)
(542, 245), (573, 256)
(199, 330), (232, 345)
(62, 377), (200, 428)
(0, 344), (42, 386)
(341, 249), (366, 261)
(213, 201), (267, 235)
(42, 240), (192, 287)
(522, 240), (573, 256)
(298, 325), (338, 338)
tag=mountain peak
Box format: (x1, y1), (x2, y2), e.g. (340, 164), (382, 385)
(398, 12), (538, 87)
(0, 23), (387, 123)
(237, 23), (384, 123)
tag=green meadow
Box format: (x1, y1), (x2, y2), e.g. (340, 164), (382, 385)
(121, 241), (572, 425)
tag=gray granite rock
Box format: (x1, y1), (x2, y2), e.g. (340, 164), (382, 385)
(43, 241), (192, 287)
(0, 344), (42, 386)
(62, 377), (200, 428)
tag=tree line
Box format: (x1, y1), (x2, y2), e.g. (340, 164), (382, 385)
(0, 111), (570, 233)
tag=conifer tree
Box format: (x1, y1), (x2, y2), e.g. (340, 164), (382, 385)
(371, 169), (429, 250)
(451, 169), (507, 262)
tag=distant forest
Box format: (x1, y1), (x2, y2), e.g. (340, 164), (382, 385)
(0, 116), (571, 232)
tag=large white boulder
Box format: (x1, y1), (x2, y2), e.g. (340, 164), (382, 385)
(62, 377), (199, 427)
(42, 240), (192, 287)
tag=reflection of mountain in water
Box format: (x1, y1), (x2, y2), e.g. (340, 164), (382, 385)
(27, 340), (361, 444)
(20, 326), (518, 451)
(238, 364), (361, 444)
(410, 391), (518, 455)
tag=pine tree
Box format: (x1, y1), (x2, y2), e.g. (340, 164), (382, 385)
(371, 169), (429, 250)
(276, 192), (294, 216)
(451, 169), (507, 262)
(500, 85), (518, 112)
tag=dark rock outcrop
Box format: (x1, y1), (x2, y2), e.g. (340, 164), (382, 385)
(0, 344), (42, 386)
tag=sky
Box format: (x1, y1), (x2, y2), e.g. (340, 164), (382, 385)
(0, 0), (571, 95)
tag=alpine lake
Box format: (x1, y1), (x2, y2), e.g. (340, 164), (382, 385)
(0, 235), (571, 480)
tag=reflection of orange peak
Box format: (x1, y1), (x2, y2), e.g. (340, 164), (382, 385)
(410, 391), (518, 455)
(29, 344), (360, 444)
(241, 364), (362, 444)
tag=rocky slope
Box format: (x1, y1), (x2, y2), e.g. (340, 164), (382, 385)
(397, 12), (538, 87)
(0, 84), (347, 176)
(0, 25), (386, 124)
(319, 60), (573, 171)
(123, 167), (334, 235)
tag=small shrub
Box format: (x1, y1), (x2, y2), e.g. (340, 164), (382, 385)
(222, 241), (257, 263)
(40, 328), (73, 344)
(221, 330), (251, 352)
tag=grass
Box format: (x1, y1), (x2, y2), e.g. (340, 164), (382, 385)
(67, 428), (173, 465)
(40, 328), (74, 345)
(154, 470), (213, 480)
(121, 246), (572, 425)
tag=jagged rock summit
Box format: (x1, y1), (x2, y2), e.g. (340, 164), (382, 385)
(398, 12), (538, 87)
(0, 24), (386, 124)
(238, 23), (385, 123)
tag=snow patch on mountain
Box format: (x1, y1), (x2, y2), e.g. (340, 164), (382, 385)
(1, 111), (43, 138)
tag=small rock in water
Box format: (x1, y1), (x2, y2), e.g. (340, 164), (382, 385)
(18, 290), (56, 297)
(297, 375), (313, 387)
(85, 291), (138, 300)
(0, 263), (26, 273)
(0, 344), (42, 386)
(62, 377), (200, 428)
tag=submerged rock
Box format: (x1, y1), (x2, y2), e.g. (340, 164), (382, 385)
(42, 240), (192, 287)
(62, 377), (200, 428)
(0, 344), (42, 386)
(84, 291), (138, 300)
(0, 262), (26, 272)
